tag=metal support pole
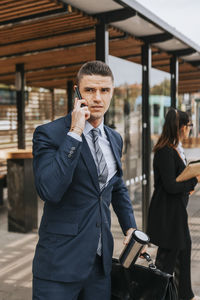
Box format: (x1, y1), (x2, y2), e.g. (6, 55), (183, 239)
(170, 55), (178, 108)
(67, 80), (73, 113)
(95, 22), (109, 124)
(95, 22), (109, 64)
(15, 63), (25, 149)
(141, 43), (151, 232)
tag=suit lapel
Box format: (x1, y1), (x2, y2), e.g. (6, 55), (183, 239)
(64, 114), (122, 190)
(65, 113), (100, 192)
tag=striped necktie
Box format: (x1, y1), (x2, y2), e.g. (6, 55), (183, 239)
(91, 128), (109, 255)
(91, 128), (108, 190)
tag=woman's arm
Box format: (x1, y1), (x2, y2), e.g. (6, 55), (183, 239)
(155, 147), (197, 194)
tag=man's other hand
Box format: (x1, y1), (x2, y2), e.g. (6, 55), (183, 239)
(123, 228), (135, 245)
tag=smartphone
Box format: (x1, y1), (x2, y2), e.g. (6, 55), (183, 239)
(74, 86), (82, 100)
(74, 86), (85, 107)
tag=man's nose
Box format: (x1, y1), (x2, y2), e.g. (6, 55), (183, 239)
(94, 90), (101, 101)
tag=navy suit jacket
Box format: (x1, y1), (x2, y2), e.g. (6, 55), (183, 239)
(32, 113), (136, 283)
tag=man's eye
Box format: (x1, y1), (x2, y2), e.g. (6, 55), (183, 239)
(102, 88), (110, 92)
(85, 88), (94, 92)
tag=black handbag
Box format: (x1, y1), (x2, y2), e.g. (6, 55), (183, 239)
(111, 253), (178, 300)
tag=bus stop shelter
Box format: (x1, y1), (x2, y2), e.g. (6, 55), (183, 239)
(0, 0), (200, 230)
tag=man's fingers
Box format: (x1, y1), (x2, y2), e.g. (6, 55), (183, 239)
(123, 235), (131, 245)
(85, 111), (90, 120)
(123, 228), (135, 245)
(82, 106), (90, 117)
(74, 99), (87, 108)
(82, 106), (89, 111)
(140, 245), (148, 254)
(73, 98), (78, 107)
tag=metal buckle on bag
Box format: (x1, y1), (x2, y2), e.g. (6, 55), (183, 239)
(148, 263), (156, 270)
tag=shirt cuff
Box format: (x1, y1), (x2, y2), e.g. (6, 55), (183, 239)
(67, 131), (82, 142)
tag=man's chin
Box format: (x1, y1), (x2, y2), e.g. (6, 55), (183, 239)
(89, 113), (103, 121)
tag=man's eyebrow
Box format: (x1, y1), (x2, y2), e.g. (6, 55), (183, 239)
(84, 86), (94, 89)
(83, 86), (111, 89)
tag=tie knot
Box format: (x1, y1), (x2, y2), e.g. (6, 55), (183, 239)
(91, 128), (100, 139)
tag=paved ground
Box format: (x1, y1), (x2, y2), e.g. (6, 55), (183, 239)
(0, 147), (199, 300)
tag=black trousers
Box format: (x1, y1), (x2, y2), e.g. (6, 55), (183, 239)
(155, 240), (194, 300)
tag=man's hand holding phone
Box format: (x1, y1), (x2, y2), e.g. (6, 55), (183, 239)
(70, 89), (90, 136)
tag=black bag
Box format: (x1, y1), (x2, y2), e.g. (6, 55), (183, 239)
(111, 253), (178, 300)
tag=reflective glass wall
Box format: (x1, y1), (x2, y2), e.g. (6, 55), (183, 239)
(108, 56), (143, 253)
(108, 57), (171, 256)
(150, 68), (170, 156)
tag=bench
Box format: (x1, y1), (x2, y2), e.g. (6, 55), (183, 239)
(0, 149), (38, 232)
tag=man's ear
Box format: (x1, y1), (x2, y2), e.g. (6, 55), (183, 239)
(111, 86), (114, 97)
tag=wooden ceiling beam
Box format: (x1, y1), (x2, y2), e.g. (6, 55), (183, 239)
(0, 44), (95, 71)
(0, 11), (85, 33)
(0, 1), (58, 16)
(179, 73), (200, 81)
(179, 78), (200, 84)
(0, 5), (66, 26)
(0, 25), (95, 48)
(0, 62), (85, 78)
(152, 59), (170, 67)
(0, 30), (124, 58)
(27, 74), (74, 84)
(30, 78), (70, 89)
(179, 83), (200, 88)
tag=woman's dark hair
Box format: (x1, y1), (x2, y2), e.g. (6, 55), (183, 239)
(153, 108), (189, 152)
(76, 60), (114, 86)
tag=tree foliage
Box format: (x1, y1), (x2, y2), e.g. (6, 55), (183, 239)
(150, 79), (170, 96)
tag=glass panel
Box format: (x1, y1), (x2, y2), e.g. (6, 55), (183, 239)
(150, 68), (171, 146)
(108, 56), (142, 256)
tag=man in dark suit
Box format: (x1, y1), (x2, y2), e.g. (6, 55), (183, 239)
(32, 60), (137, 300)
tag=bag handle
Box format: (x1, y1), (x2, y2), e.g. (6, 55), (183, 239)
(140, 252), (156, 270)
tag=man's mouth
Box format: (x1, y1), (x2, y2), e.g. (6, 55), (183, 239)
(91, 106), (103, 109)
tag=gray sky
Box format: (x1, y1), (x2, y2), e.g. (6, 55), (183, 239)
(137, 0), (200, 45)
(110, 0), (200, 87)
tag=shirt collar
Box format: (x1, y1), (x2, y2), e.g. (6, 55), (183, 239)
(83, 120), (104, 137)
(177, 142), (183, 151)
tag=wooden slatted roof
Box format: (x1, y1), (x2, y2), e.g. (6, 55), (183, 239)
(0, 0), (200, 94)
(0, 0), (64, 23)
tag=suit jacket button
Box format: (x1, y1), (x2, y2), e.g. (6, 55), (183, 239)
(68, 154), (72, 158)
(96, 222), (101, 228)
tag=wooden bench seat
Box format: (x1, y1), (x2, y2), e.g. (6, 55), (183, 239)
(0, 149), (32, 206)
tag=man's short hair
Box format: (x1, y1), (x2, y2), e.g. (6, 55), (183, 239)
(76, 60), (114, 86)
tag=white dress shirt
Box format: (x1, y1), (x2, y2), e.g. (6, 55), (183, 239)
(176, 142), (187, 165)
(68, 120), (117, 183)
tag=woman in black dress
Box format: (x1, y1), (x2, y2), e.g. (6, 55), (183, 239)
(147, 108), (200, 300)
